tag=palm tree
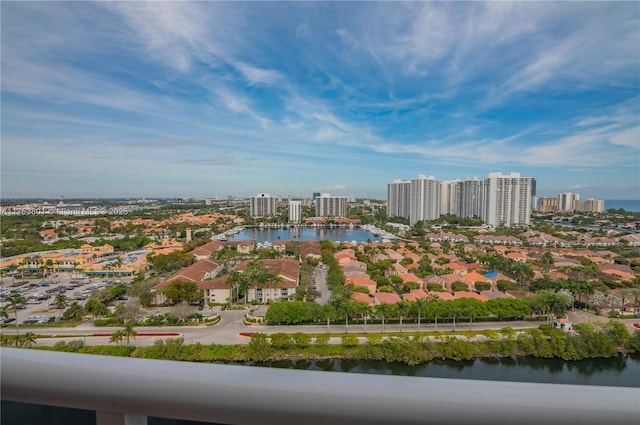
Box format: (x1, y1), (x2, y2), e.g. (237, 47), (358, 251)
(20, 332), (37, 348)
(447, 299), (464, 332)
(85, 300), (109, 319)
(245, 260), (279, 304)
(17, 261), (26, 280)
(64, 302), (85, 321)
(112, 258), (123, 278)
(352, 301), (371, 333)
(109, 329), (125, 346)
(0, 305), (8, 321)
(375, 303), (396, 333)
(122, 321), (138, 346)
(102, 263), (113, 280)
(45, 259), (55, 282)
(413, 297), (430, 331)
(396, 300), (412, 332)
(54, 293), (68, 318)
(6, 294), (25, 339)
(225, 271), (244, 305)
(323, 303), (338, 333)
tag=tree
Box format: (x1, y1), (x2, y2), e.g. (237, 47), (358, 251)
(403, 281), (420, 292)
(245, 333), (272, 361)
(54, 293), (68, 318)
(63, 302), (85, 321)
(497, 280), (519, 292)
(529, 290), (573, 324)
(225, 270), (244, 305)
(412, 297), (430, 331)
(375, 303), (396, 333)
(540, 252), (554, 267)
(248, 261), (283, 303)
(109, 329), (125, 346)
(451, 281), (469, 292)
(20, 332), (37, 349)
(164, 280), (203, 305)
(352, 301), (371, 332)
(486, 297), (531, 319)
(322, 302), (338, 333)
(122, 321), (138, 346)
(84, 299), (109, 318)
(396, 300), (412, 331)
(428, 299), (445, 331)
(474, 281), (491, 291)
(6, 294), (25, 339)
(457, 298), (488, 331)
(445, 299), (464, 331)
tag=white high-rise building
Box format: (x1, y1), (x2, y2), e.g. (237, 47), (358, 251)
(250, 193), (276, 217)
(315, 194), (348, 217)
(458, 177), (485, 219)
(409, 175), (441, 226)
(558, 192), (580, 211)
(288, 200), (302, 223)
(387, 180), (411, 219)
(483, 172), (534, 227)
(440, 180), (461, 215)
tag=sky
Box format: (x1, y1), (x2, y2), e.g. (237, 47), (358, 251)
(1, 1), (639, 200)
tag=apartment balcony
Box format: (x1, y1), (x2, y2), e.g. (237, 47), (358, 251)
(1, 348), (638, 425)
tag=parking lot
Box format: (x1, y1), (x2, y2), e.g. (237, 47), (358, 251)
(1, 274), (133, 325)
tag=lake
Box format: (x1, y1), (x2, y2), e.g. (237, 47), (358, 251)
(225, 227), (379, 243)
(234, 355), (640, 387)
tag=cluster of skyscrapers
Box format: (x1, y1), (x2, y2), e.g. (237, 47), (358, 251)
(250, 193), (348, 221)
(388, 172), (536, 227)
(538, 193), (605, 213)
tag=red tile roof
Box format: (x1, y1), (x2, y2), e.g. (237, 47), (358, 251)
(375, 292), (402, 304)
(351, 292), (373, 304)
(402, 289), (429, 301)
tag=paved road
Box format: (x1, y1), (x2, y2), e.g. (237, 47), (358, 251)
(314, 265), (330, 305)
(566, 309), (639, 334)
(4, 307), (547, 347)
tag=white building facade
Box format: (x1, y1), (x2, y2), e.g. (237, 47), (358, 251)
(387, 180), (411, 220)
(288, 200), (302, 223)
(315, 194), (348, 217)
(440, 180), (461, 216)
(250, 193), (276, 217)
(483, 172), (534, 227)
(409, 175), (441, 226)
(458, 177), (485, 219)
(558, 192), (580, 211)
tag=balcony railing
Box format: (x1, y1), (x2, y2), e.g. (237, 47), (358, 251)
(1, 348), (638, 425)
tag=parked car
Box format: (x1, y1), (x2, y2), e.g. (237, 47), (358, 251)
(3, 317), (16, 324)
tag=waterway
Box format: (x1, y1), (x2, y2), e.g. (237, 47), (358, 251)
(230, 355), (640, 387)
(225, 227), (378, 243)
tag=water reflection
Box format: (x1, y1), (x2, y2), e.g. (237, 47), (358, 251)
(218, 355), (639, 387)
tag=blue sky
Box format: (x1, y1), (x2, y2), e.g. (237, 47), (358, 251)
(1, 1), (639, 200)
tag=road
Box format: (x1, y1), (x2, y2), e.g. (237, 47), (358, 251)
(3, 306), (547, 347)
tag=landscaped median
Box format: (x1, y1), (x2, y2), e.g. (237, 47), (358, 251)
(91, 333), (182, 337)
(8, 320), (640, 366)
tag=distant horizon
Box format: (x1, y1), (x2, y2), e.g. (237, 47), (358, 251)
(1, 196), (638, 202)
(2, 2), (638, 199)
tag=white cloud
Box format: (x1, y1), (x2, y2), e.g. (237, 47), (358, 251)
(235, 62), (282, 85)
(316, 185), (347, 192)
(609, 127), (639, 149)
